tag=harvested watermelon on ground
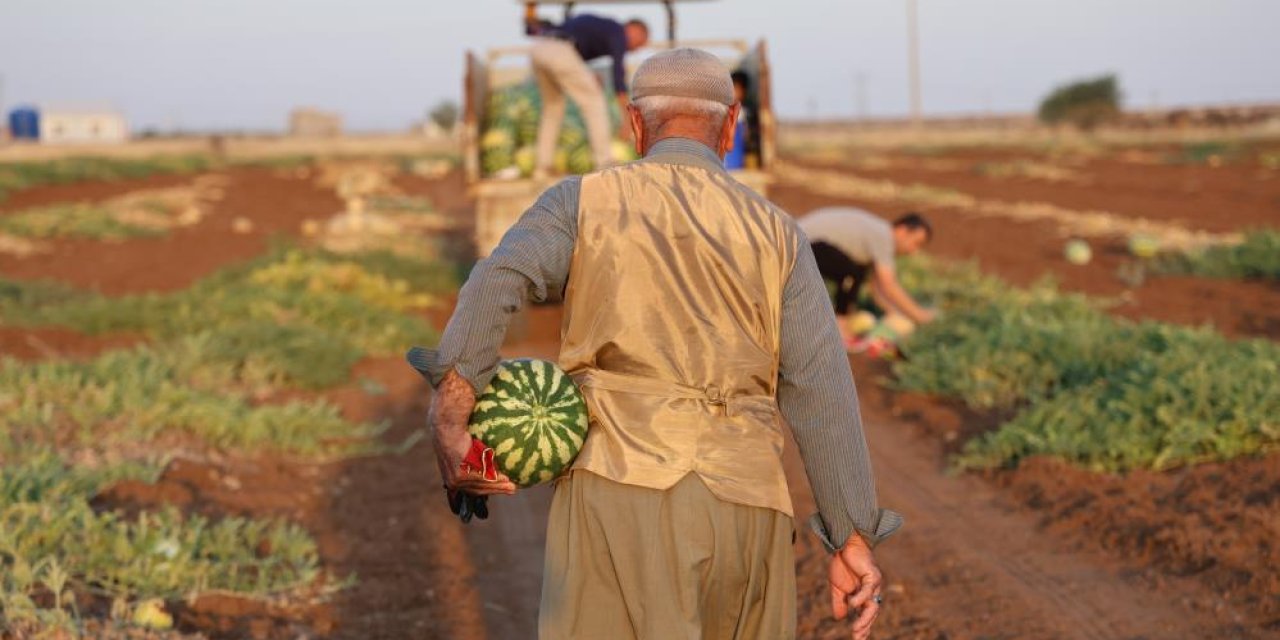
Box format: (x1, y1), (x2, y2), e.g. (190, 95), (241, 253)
(468, 359), (588, 487)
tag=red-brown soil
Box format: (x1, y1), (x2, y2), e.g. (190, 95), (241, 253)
(0, 326), (144, 361)
(768, 174), (1280, 340)
(794, 147), (1280, 232)
(996, 456), (1280, 630)
(0, 167), (342, 294)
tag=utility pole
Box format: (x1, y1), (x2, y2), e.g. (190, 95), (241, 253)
(0, 74), (7, 144)
(906, 0), (922, 127)
(855, 72), (868, 121)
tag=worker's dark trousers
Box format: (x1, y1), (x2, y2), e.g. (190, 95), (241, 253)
(811, 242), (871, 315)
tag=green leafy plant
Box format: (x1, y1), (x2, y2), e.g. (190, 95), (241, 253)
(1, 247), (452, 389)
(0, 343), (380, 460)
(429, 100), (460, 133)
(893, 256), (1280, 472)
(0, 155), (211, 201)
(1038, 74), (1121, 130)
(956, 333), (1280, 472)
(0, 202), (167, 240)
(0, 455), (321, 633)
(1153, 229), (1280, 281)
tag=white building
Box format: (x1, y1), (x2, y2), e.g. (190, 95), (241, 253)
(39, 107), (129, 144)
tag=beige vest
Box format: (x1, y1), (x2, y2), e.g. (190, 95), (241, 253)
(559, 161), (799, 517)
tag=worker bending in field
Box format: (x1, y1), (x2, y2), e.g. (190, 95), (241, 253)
(799, 207), (936, 346)
(528, 14), (649, 177)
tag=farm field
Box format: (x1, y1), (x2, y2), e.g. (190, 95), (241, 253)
(0, 131), (1277, 638)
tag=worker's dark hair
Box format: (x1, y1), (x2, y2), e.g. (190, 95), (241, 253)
(893, 212), (933, 241)
(730, 70), (751, 90)
(626, 18), (649, 35)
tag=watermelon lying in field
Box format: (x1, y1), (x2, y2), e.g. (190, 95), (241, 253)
(1064, 239), (1093, 265)
(468, 359), (588, 487)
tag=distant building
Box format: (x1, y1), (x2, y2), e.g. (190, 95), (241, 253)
(419, 119), (453, 140)
(289, 108), (343, 137)
(38, 107), (129, 144)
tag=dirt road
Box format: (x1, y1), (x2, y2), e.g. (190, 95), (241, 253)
(457, 312), (1243, 639)
(825, 396), (1226, 639)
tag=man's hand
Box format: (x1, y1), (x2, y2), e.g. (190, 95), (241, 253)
(429, 370), (517, 497)
(829, 532), (883, 640)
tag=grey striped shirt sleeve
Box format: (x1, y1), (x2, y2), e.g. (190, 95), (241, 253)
(406, 176), (580, 394)
(777, 234), (903, 550)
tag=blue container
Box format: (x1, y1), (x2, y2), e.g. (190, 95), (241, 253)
(723, 114), (748, 169)
(8, 107), (40, 140)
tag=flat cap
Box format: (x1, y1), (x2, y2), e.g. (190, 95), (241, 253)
(630, 48), (735, 106)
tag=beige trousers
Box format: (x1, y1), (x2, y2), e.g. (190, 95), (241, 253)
(539, 471), (797, 640)
(529, 38), (614, 173)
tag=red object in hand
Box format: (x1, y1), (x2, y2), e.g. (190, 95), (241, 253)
(460, 436), (498, 481)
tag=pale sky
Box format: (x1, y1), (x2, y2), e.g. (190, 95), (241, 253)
(2, 0), (1276, 132)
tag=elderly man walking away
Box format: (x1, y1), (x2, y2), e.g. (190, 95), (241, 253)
(411, 48), (900, 640)
(529, 14), (649, 177)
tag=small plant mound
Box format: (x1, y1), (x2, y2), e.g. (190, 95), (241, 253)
(0, 202), (166, 241)
(0, 155), (211, 201)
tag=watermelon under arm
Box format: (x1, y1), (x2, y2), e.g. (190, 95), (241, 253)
(468, 359), (589, 487)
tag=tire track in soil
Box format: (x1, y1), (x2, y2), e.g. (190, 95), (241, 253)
(862, 440), (1159, 639)
(463, 335), (561, 638)
(320, 359), (491, 640)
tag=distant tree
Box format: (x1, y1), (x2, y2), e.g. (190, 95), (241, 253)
(429, 101), (460, 133)
(1038, 75), (1121, 130)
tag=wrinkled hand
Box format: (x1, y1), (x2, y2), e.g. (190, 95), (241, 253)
(429, 371), (516, 506)
(829, 533), (883, 640)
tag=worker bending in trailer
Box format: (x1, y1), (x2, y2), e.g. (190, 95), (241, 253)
(528, 14), (650, 177)
(799, 207), (936, 347)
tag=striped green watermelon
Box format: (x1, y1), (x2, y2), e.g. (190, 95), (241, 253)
(468, 359), (588, 487)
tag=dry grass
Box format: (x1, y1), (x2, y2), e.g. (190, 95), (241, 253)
(772, 160), (1238, 251)
(0, 134), (459, 164)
